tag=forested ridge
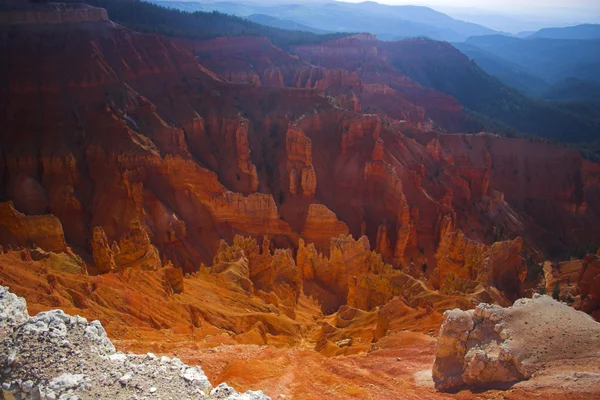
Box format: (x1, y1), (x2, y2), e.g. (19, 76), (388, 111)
(387, 40), (600, 144)
(61, 0), (350, 48)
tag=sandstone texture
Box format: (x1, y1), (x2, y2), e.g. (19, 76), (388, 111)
(435, 226), (527, 301)
(579, 253), (600, 320)
(0, 202), (67, 253)
(301, 204), (349, 251)
(0, 286), (270, 400)
(433, 295), (600, 392)
(1, 234), (599, 398)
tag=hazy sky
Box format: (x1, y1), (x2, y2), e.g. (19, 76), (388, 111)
(341, 0), (600, 18)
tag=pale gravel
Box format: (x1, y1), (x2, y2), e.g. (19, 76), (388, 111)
(0, 286), (271, 400)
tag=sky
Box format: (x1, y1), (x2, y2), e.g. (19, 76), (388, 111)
(162, 0), (600, 31)
(339, 0), (600, 30)
(340, 0), (600, 19)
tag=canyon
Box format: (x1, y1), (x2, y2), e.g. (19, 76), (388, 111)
(0, 1), (599, 399)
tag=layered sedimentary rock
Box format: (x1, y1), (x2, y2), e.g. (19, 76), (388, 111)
(298, 234), (400, 312)
(286, 126), (317, 197)
(3, 6), (600, 400)
(114, 219), (161, 271)
(92, 220), (161, 273)
(0, 202), (67, 253)
(579, 253), (600, 320)
(296, 229), (521, 314)
(161, 263), (184, 294)
(301, 204), (349, 251)
(175, 36), (302, 87)
(0, 242), (311, 349)
(3, 11), (600, 279)
(436, 133), (599, 256)
(91, 226), (117, 273)
(177, 36), (434, 126)
(433, 295), (600, 392)
(293, 37), (466, 130)
(211, 236), (303, 307)
(542, 259), (582, 301)
(298, 235), (366, 312)
(211, 250), (255, 294)
(186, 116), (260, 194)
(1, 17), (320, 269)
(435, 224), (526, 301)
(374, 296), (443, 340)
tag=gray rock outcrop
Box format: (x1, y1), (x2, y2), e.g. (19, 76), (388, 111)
(0, 286), (271, 400)
(433, 294), (600, 392)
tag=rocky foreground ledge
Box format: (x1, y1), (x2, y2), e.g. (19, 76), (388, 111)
(0, 286), (270, 400)
(433, 294), (600, 393)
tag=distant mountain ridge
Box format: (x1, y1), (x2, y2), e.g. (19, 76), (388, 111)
(56, 0), (349, 48)
(527, 24), (600, 40)
(150, 0), (501, 41)
(462, 34), (600, 84)
(247, 14), (331, 34)
(452, 41), (548, 95)
(542, 78), (600, 103)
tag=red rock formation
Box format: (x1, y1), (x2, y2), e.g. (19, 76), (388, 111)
(174, 36), (301, 87)
(91, 226), (117, 274)
(0, 201), (67, 253)
(293, 38), (466, 130)
(297, 234), (446, 313)
(114, 218), (162, 271)
(435, 226), (526, 300)
(211, 235), (303, 307)
(1, 16), (328, 270)
(375, 224), (393, 260)
(374, 296), (443, 341)
(286, 125), (317, 197)
(2, 4), (600, 312)
(91, 219), (162, 273)
(579, 254), (600, 320)
(297, 235), (373, 312)
(0, 242), (312, 351)
(301, 204), (349, 251)
(2, 6), (600, 400)
(162, 262), (185, 294)
(211, 250), (255, 295)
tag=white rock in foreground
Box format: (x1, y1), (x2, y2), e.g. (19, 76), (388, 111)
(0, 286), (271, 400)
(433, 294), (600, 392)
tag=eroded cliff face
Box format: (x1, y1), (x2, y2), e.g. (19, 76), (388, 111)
(179, 36), (431, 127)
(301, 204), (349, 252)
(0, 201), (67, 253)
(547, 253), (600, 321)
(92, 219), (162, 273)
(3, 17), (600, 282)
(286, 125), (317, 198)
(579, 253), (600, 320)
(435, 223), (527, 301)
(292, 37), (466, 130)
(0, 19), (311, 271)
